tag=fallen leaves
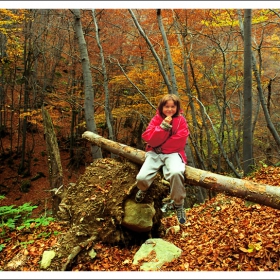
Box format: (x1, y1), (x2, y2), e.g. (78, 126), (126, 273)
(0, 221), (68, 271)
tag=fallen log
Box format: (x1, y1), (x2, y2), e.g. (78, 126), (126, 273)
(82, 131), (280, 210)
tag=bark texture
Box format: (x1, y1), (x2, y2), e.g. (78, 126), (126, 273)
(42, 106), (63, 217)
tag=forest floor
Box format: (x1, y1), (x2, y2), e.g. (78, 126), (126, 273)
(1, 119), (280, 275)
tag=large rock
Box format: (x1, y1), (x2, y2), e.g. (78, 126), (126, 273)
(40, 250), (56, 269)
(133, 238), (182, 270)
(121, 199), (156, 232)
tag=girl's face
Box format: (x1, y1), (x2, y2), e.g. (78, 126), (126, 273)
(162, 100), (177, 117)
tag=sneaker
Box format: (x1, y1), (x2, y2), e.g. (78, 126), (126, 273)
(135, 189), (146, 203)
(175, 206), (186, 224)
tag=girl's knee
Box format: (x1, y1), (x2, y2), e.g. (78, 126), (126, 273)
(136, 174), (145, 182)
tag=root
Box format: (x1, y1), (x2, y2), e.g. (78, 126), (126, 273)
(61, 235), (98, 271)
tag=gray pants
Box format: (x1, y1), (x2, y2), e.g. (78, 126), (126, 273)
(136, 151), (186, 206)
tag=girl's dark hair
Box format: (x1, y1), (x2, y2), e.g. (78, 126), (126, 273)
(158, 94), (181, 118)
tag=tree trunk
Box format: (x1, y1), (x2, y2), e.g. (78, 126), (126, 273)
(42, 106), (63, 217)
(72, 9), (102, 159)
(128, 9), (172, 94)
(243, 9), (254, 175)
(238, 10), (280, 151)
(157, 9), (178, 95)
(82, 131), (280, 210)
(92, 9), (115, 143)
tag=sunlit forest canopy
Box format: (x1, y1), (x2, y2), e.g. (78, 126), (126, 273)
(0, 6), (279, 177)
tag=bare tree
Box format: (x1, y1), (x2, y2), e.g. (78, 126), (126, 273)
(18, 13), (34, 175)
(157, 9), (178, 95)
(242, 9), (254, 175)
(128, 9), (172, 94)
(92, 9), (115, 144)
(72, 9), (102, 159)
(238, 10), (280, 153)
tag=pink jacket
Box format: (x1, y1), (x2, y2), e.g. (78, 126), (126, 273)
(142, 111), (190, 163)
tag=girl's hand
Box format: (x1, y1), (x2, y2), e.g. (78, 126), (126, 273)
(164, 116), (172, 124)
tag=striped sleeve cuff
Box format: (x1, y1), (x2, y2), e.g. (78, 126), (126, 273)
(160, 121), (172, 131)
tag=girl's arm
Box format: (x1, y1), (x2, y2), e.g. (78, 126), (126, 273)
(142, 115), (172, 147)
(161, 116), (189, 150)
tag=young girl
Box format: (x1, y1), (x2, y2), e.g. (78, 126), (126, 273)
(135, 94), (190, 224)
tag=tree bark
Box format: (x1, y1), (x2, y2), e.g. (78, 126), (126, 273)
(72, 9), (102, 159)
(157, 9), (178, 95)
(238, 10), (280, 150)
(92, 9), (115, 143)
(128, 9), (172, 94)
(82, 131), (280, 210)
(42, 106), (63, 217)
(243, 9), (254, 175)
